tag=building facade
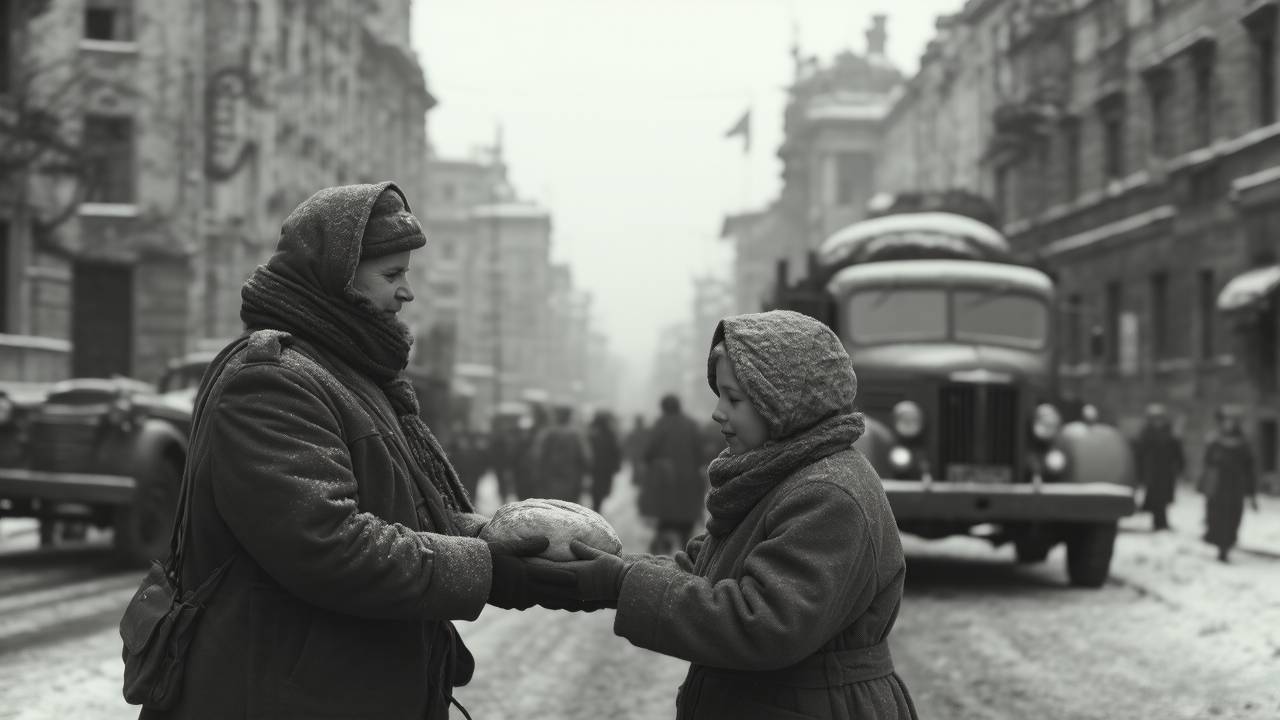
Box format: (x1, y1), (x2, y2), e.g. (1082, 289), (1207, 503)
(876, 0), (1280, 486)
(0, 0), (435, 383)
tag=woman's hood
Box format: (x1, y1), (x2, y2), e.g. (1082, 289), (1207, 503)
(265, 181), (409, 294)
(707, 310), (858, 440)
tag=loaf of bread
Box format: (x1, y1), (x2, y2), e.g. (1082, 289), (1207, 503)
(480, 498), (622, 561)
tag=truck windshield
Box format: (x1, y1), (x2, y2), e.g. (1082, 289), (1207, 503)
(845, 287), (1048, 349)
(846, 288), (948, 343)
(954, 290), (1047, 349)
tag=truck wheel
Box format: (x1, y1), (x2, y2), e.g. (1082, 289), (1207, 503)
(1065, 521), (1117, 588)
(113, 456), (181, 567)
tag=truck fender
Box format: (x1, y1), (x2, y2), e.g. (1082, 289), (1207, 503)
(1055, 421), (1136, 487)
(853, 415), (895, 471)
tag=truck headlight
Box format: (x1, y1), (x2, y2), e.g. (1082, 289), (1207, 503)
(889, 445), (913, 470)
(1033, 403), (1062, 441)
(892, 400), (924, 439)
(1043, 448), (1067, 475)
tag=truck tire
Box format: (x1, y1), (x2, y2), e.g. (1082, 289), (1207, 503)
(1065, 521), (1117, 588)
(113, 455), (181, 567)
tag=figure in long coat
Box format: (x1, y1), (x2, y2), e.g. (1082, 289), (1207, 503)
(1201, 405), (1259, 562)
(1133, 403), (1185, 530)
(641, 394), (708, 554)
(142, 183), (569, 720)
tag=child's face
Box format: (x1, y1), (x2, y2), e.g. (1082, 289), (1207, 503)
(711, 354), (769, 454)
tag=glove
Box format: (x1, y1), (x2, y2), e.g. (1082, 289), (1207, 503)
(563, 539), (631, 610)
(486, 536), (574, 611)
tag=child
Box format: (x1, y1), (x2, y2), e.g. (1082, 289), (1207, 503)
(1201, 405), (1260, 563)
(560, 310), (917, 719)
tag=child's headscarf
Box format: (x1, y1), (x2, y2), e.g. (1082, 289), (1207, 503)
(704, 310), (865, 536)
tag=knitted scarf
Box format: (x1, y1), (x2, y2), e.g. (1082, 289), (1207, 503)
(705, 412), (863, 536)
(240, 266), (475, 517)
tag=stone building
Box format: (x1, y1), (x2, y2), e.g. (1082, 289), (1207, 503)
(2, 0), (208, 382)
(0, 0), (435, 383)
(876, 0), (1280, 485)
(721, 16), (903, 316)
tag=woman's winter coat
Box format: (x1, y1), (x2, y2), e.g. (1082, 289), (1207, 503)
(1202, 432), (1256, 551)
(145, 183), (492, 720)
(614, 311), (916, 719)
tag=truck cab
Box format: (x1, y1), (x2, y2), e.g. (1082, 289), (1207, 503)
(775, 207), (1136, 587)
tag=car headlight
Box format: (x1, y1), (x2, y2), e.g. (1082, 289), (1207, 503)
(0, 397), (12, 424)
(1033, 403), (1062, 441)
(889, 445), (913, 469)
(892, 400), (924, 439)
(1043, 448), (1068, 475)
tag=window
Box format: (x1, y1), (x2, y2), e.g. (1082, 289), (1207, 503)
(82, 115), (135, 203)
(1150, 271), (1170, 360)
(835, 152), (874, 207)
(1105, 281), (1122, 367)
(1099, 96), (1127, 180)
(1192, 45), (1215, 147)
(1061, 117), (1081, 201)
(0, 2), (12, 94)
(1248, 15), (1277, 126)
(1260, 418), (1278, 473)
(1065, 293), (1084, 364)
(84, 0), (134, 41)
(1144, 68), (1172, 157)
(1198, 268), (1215, 360)
(953, 292), (1049, 350)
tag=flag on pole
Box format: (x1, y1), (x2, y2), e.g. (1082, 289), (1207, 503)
(724, 108), (751, 154)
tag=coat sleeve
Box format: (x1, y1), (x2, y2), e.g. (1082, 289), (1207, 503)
(613, 481), (875, 671)
(209, 363), (491, 621)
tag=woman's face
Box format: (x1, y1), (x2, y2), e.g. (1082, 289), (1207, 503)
(711, 354), (769, 454)
(353, 250), (414, 317)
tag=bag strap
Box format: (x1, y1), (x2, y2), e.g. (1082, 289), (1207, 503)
(165, 333), (254, 592)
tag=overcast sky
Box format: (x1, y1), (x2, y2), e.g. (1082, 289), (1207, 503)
(411, 0), (964, 411)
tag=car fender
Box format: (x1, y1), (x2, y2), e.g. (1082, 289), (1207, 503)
(1055, 421), (1135, 487)
(129, 417), (188, 486)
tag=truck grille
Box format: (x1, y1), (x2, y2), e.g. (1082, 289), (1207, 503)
(937, 383), (1019, 472)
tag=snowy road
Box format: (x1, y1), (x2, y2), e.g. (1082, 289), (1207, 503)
(1, 470), (1277, 719)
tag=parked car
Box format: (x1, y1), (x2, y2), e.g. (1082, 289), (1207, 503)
(0, 350), (216, 565)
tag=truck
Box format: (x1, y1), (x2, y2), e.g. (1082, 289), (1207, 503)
(771, 193), (1137, 587)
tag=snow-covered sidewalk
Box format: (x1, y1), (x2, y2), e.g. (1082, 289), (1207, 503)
(1126, 482), (1280, 558)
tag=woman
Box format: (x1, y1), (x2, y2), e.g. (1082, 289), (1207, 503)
(1201, 405), (1259, 563)
(566, 310), (917, 719)
(147, 183), (568, 720)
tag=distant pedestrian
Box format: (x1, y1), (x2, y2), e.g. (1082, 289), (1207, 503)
(531, 405), (592, 502)
(587, 411), (623, 512)
(624, 414), (649, 486)
(555, 310), (917, 718)
(1200, 405), (1259, 563)
(514, 405), (549, 500)
(640, 394), (707, 554)
(1133, 403), (1185, 531)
